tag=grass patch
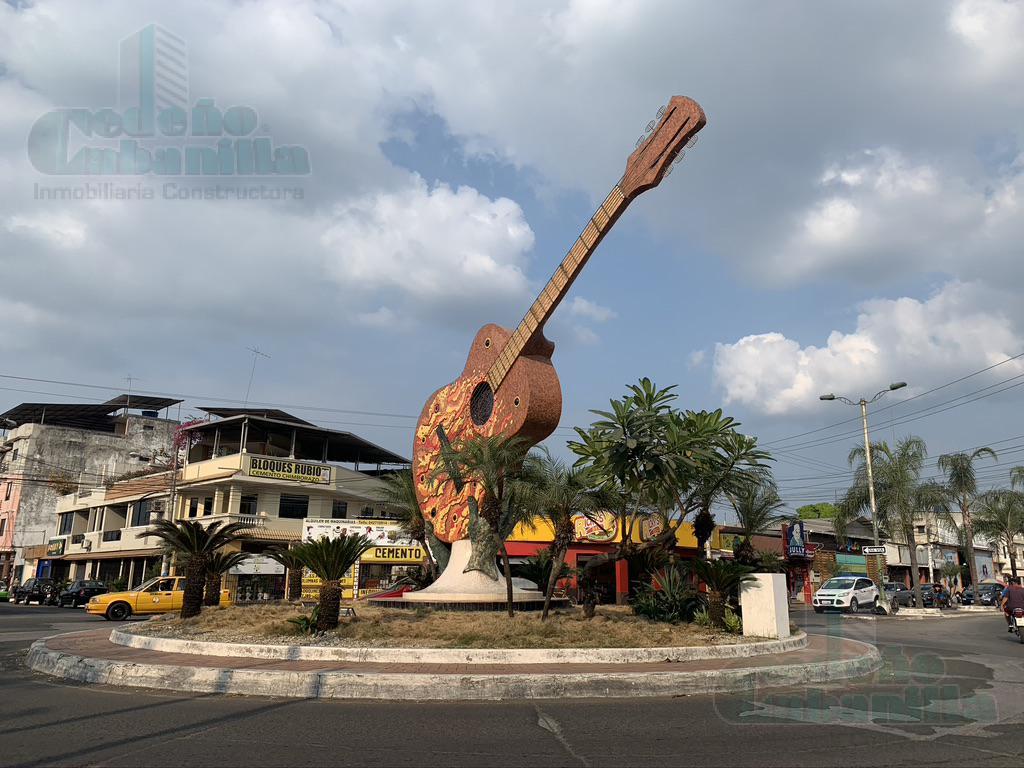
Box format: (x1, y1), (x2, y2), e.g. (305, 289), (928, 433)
(134, 603), (744, 648)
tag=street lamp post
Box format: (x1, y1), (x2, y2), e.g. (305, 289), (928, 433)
(820, 382), (906, 609)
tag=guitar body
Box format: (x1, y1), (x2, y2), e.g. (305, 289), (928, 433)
(412, 323), (562, 543)
(410, 95), (705, 550)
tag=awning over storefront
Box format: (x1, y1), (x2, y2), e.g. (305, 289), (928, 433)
(241, 528), (300, 542)
(63, 548), (161, 561)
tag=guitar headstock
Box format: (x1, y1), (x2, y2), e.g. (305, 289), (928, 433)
(619, 95), (706, 201)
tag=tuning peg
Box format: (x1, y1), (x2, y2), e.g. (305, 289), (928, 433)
(673, 150), (685, 165)
(686, 135), (699, 148)
(663, 164), (674, 177)
(656, 104), (666, 118)
(645, 120), (656, 133)
(635, 136), (646, 149)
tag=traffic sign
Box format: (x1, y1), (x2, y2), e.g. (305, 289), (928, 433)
(863, 546), (886, 555)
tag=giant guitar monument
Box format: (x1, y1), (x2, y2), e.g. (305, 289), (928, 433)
(404, 95), (707, 605)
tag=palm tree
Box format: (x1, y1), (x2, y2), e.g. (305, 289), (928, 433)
(974, 489), (1024, 578)
(938, 447), (997, 590)
(434, 434), (533, 617)
(727, 474), (789, 566)
(690, 558), (755, 629)
(144, 519), (252, 618)
(842, 436), (945, 609)
(291, 533), (373, 631)
(380, 469), (438, 580)
(266, 545), (305, 602)
(202, 550), (248, 606)
(520, 449), (607, 620)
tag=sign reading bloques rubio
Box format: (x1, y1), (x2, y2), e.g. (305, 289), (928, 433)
(246, 457), (331, 484)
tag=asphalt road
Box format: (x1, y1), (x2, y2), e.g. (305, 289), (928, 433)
(1, 602), (1022, 767)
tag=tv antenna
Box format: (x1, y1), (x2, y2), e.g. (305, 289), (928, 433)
(244, 347), (270, 408)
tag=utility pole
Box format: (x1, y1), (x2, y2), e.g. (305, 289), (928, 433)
(820, 382), (907, 612)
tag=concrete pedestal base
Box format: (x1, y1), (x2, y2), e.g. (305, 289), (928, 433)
(740, 573), (791, 639)
(379, 540), (544, 605)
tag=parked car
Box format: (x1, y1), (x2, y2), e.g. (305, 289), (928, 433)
(86, 576), (232, 621)
(58, 580), (109, 608)
(961, 583), (1003, 606)
(0, 587), (9, 602)
(12, 578), (58, 605)
(885, 582), (915, 606)
(812, 576), (880, 613)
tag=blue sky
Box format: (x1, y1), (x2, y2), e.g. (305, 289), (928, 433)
(2, 1), (1024, 514)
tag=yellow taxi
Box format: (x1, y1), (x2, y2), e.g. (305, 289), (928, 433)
(86, 576), (231, 621)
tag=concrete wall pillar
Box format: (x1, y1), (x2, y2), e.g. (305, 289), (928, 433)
(212, 487), (226, 517)
(741, 573), (790, 639)
(226, 486), (241, 517)
(614, 558), (629, 604)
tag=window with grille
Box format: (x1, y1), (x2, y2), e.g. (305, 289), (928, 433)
(331, 500), (348, 520)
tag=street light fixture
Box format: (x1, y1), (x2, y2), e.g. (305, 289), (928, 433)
(819, 381), (907, 604)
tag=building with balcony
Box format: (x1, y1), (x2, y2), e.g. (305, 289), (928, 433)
(0, 395), (181, 584)
(49, 408), (409, 597)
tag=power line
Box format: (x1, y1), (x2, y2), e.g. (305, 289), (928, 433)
(761, 350), (1024, 448)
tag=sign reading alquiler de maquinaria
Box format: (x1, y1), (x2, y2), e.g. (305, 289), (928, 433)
(246, 457), (331, 484)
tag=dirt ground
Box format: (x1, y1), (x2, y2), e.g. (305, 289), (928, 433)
(132, 603), (743, 648)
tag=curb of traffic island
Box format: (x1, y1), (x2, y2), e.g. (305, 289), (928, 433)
(108, 627), (809, 665)
(26, 633), (881, 701)
(844, 607), (994, 621)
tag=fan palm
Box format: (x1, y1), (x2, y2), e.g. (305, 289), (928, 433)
(433, 434), (533, 617)
(520, 449), (608, 620)
(144, 519), (252, 618)
(291, 533), (373, 630)
(973, 489), (1024, 578)
(726, 474), (789, 566)
(202, 550), (248, 606)
(266, 546), (305, 602)
(843, 436), (946, 608)
(937, 447), (997, 590)
(690, 558), (755, 629)
(380, 469), (438, 580)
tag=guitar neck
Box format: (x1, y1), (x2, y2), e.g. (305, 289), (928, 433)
(487, 185), (628, 390)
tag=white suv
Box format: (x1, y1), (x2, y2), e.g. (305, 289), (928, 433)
(812, 576), (879, 614)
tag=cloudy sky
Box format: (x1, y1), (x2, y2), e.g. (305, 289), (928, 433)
(2, 0), (1024, 510)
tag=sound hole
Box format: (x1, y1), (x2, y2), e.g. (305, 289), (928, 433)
(470, 381), (494, 426)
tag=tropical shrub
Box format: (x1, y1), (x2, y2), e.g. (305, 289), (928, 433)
(691, 558), (756, 629)
(287, 606), (320, 635)
(630, 565), (706, 623)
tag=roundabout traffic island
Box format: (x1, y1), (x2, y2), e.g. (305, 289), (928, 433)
(26, 605), (882, 700)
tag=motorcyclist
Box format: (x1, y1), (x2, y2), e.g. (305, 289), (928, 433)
(1002, 577), (1024, 632)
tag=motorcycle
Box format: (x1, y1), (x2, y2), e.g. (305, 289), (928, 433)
(1013, 608), (1024, 644)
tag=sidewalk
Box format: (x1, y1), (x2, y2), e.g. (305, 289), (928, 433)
(28, 629), (881, 700)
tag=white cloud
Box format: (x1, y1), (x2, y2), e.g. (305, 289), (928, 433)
(760, 147), (1017, 284)
(712, 281), (1023, 415)
(568, 296), (616, 323)
(688, 349), (706, 369)
(950, 0), (1024, 82)
(6, 212), (87, 249)
(320, 175), (534, 321)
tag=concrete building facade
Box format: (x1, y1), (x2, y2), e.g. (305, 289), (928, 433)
(0, 396), (180, 584)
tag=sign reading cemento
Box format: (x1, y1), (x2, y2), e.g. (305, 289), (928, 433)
(361, 545), (426, 564)
(246, 457), (331, 484)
